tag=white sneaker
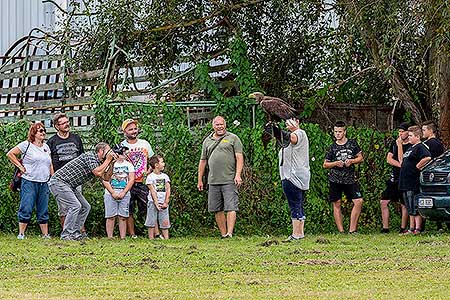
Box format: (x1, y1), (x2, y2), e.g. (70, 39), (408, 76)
(42, 234), (51, 239)
(17, 233), (25, 240)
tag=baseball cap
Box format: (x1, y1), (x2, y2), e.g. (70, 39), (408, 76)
(397, 122), (410, 131)
(121, 119), (138, 131)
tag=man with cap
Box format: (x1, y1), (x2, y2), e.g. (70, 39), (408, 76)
(380, 122), (411, 233)
(120, 119), (154, 238)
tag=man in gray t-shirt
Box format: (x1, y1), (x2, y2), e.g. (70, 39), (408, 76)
(278, 119), (310, 241)
(197, 116), (244, 238)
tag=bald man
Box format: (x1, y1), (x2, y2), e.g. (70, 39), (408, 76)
(197, 116), (244, 238)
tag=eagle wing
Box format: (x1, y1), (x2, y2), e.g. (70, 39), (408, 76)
(259, 96), (297, 121)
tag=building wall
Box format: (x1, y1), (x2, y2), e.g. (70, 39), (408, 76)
(0, 0), (66, 55)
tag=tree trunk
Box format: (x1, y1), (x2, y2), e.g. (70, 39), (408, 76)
(432, 54), (450, 148)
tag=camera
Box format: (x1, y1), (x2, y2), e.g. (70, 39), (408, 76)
(112, 144), (129, 155)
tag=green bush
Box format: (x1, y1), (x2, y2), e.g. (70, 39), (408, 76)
(0, 113), (400, 236)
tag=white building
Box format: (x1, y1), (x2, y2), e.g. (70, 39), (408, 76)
(0, 0), (73, 55)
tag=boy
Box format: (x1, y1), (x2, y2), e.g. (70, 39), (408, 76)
(323, 121), (364, 234)
(102, 153), (135, 239)
(145, 155), (171, 239)
(380, 122), (411, 233)
(398, 125), (431, 234)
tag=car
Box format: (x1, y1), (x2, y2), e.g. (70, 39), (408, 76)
(416, 150), (450, 222)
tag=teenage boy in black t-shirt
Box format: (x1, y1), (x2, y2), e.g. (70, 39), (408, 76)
(421, 121), (445, 231)
(380, 122), (411, 233)
(323, 121), (364, 234)
(422, 121), (445, 159)
(398, 126), (431, 234)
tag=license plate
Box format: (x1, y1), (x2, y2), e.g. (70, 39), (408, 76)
(418, 198), (433, 208)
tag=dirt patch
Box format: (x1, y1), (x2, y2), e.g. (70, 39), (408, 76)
(315, 237), (330, 244)
(288, 259), (339, 266)
(258, 240), (280, 247)
(57, 264), (69, 270)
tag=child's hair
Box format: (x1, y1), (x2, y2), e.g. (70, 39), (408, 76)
(408, 125), (422, 138)
(422, 120), (437, 134)
(334, 120), (346, 128)
(149, 155), (162, 169)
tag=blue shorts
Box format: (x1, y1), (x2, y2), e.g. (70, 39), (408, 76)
(403, 191), (419, 216)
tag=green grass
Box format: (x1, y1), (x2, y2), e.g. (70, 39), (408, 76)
(1, 233), (450, 299)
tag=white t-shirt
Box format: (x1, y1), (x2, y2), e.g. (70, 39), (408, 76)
(17, 141), (52, 183)
(121, 139), (154, 183)
(105, 160), (135, 194)
(146, 172), (170, 204)
(279, 129), (310, 190)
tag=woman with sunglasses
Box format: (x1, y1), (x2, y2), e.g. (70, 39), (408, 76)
(7, 122), (53, 239)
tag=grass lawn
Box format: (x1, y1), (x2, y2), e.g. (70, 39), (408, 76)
(1, 232), (450, 299)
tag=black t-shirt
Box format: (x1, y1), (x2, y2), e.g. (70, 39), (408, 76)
(424, 137), (444, 159)
(47, 133), (84, 171)
(389, 141), (412, 182)
(398, 143), (431, 191)
(325, 139), (361, 184)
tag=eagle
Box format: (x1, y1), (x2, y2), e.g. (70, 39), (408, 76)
(248, 92), (298, 122)
(249, 92), (298, 148)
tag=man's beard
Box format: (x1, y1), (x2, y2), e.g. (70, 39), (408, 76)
(125, 133), (138, 140)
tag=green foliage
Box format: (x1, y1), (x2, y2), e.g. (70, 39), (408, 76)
(0, 116), (401, 236)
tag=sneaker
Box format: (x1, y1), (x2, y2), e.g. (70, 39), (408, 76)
(42, 234), (51, 239)
(283, 234), (304, 242)
(159, 235), (165, 240)
(398, 228), (408, 234)
(17, 233), (25, 240)
(380, 228), (389, 234)
(348, 231), (359, 235)
(413, 229), (421, 235)
(400, 229), (414, 235)
(131, 235), (138, 239)
(221, 233), (233, 239)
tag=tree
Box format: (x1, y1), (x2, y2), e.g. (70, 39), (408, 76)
(336, 0), (450, 145)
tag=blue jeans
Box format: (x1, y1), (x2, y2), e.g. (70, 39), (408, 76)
(282, 179), (306, 221)
(18, 178), (49, 224)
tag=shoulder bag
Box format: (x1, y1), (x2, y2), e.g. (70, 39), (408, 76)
(9, 142), (31, 192)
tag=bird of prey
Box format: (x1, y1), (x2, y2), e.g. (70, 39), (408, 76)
(248, 92), (297, 122)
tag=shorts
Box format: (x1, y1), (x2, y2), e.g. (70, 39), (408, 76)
(129, 182), (149, 217)
(104, 190), (130, 218)
(57, 185), (82, 216)
(281, 179), (306, 221)
(403, 190), (419, 216)
(381, 180), (404, 204)
(208, 183), (239, 212)
(144, 203), (170, 229)
(328, 181), (362, 202)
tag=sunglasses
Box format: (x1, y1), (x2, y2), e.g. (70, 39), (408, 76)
(38, 128), (46, 133)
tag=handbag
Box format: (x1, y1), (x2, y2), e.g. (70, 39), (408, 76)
(9, 142), (30, 192)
